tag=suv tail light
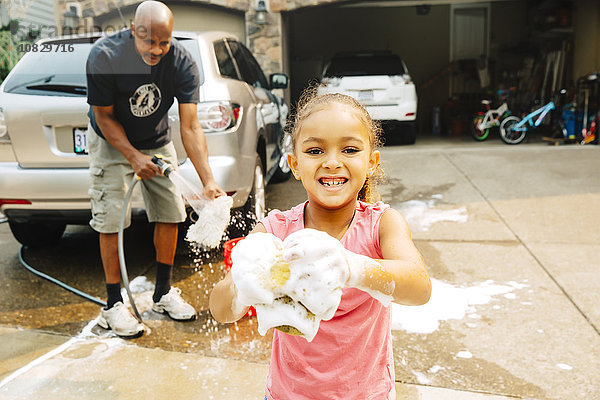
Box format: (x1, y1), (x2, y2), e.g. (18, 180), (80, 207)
(197, 101), (241, 132)
(0, 199), (31, 206)
(391, 75), (412, 85)
(0, 108), (9, 142)
(321, 77), (341, 87)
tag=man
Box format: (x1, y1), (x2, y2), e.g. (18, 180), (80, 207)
(86, 0), (225, 337)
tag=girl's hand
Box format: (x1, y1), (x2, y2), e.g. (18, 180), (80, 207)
(282, 229), (394, 307)
(282, 229), (349, 319)
(230, 232), (285, 307)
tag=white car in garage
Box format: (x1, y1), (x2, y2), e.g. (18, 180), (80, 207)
(318, 51), (418, 144)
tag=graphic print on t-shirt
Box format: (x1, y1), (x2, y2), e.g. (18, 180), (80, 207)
(129, 83), (162, 117)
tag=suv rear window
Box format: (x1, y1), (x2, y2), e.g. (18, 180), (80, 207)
(3, 38), (93, 96)
(324, 53), (406, 77)
(3, 36), (202, 96)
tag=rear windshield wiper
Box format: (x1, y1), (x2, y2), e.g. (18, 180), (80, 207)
(25, 84), (87, 95)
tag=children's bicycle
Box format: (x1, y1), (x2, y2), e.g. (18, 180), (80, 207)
(581, 111), (598, 144)
(499, 98), (567, 145)
(471, 88), (514, 141)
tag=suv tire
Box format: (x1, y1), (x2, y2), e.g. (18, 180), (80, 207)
(228, 155), (266, 238)
(385, 122), (416, 145)
(270, 157), (291, 183)
(269, 132), (292, 183)
(9, 221), (66, 247)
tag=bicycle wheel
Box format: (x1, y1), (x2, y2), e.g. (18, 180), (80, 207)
(471, 116), (489, 141)
(499, 116), (526, 144)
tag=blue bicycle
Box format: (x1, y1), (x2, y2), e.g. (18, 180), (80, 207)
(499, 98), (567, 145)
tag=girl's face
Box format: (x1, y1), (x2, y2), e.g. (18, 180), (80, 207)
(287, 104), (380, 210)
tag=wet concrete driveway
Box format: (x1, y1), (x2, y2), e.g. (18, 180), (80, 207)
(1, 135), (599, 399)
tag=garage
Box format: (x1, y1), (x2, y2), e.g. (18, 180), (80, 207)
(281, 0), (598, 143)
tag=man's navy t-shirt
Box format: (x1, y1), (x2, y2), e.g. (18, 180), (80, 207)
(86, 30), (202, 149)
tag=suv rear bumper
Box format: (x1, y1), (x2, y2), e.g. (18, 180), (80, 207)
(365, 103), (417, 122)
(0, 155), (253, 224)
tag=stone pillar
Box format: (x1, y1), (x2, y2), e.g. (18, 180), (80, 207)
(246, 0), (282, 77)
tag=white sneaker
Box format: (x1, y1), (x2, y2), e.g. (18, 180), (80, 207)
(98, 302), (144, 338)
(152, 287), (197, 321)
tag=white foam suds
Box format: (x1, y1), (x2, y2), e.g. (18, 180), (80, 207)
(231, 230), (352, 342)
(428, 365), (443, 373)
(392, 278), (527, 334)
(456, 350), (473, 359)
(397, 197), (468, 232)
(414, 371), (431, 384)
(128, 276), (155, 293)
(186, 195), (233, 249)
(556, 363), (573, 370)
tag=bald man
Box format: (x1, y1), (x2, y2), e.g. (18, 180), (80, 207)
(86, 1), (225, 337)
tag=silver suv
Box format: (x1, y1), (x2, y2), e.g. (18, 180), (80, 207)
(0, 31), (290, 246)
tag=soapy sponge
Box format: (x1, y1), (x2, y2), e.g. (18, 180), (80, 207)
(230, 230), (349, 342)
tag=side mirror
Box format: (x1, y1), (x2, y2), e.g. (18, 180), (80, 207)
(270, 73), (288, 89)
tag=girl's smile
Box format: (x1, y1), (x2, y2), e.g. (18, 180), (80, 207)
(319, 176), (348, 188)
(288, 104), (380, 211)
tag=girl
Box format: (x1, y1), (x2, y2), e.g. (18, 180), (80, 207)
(210, 89), (431, 399)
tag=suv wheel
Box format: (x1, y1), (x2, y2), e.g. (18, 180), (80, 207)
(246, 156), (266, 222)
(270, 155), (291, 183)
(9, 221), (66, 247)
(386, 122), (417, 145)
(270, 134), (292, 183)
(228, 155), (266, 238)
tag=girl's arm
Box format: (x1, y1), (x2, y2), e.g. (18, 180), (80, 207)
(348, 208), (431, 306)
(208, 223), (268, 323)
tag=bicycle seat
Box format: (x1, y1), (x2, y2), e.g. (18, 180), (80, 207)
(481, 99), (491, 105)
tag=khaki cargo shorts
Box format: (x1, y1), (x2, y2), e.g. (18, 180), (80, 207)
(87, 124), (186, 234)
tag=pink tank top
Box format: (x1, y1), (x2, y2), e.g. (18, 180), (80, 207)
(260, 201), (395, 400)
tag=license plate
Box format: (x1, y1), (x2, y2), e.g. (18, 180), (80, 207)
(357, 90), (374, 102)
(73, 128), (88, 154)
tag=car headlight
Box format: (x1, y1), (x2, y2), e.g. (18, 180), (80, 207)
(0, 108), (9, 142)
(197, 101), (241, 132)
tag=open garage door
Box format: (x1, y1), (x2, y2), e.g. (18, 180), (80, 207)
(284, 1), (533, 139)
(286, 2), (453, 137)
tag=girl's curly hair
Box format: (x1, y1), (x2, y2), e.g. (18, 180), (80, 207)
(286, 84), (385, 203)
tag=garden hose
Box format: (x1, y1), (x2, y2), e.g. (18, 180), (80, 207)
(18, 246), (107, 307)
(118, 154), (174, 323)
(118, 174), (143, 322)
(17, 155), (174, 323)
